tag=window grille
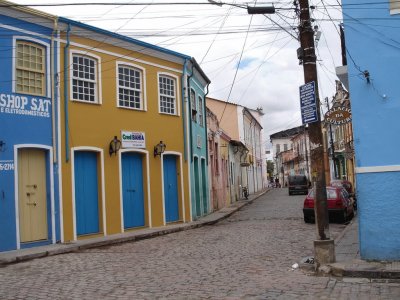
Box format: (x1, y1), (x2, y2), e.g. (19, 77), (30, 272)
(72, 54), (97, 103)
(159, 75), (176, 115)
(15, 41), (45, 96)
(118, 65), (143, 109)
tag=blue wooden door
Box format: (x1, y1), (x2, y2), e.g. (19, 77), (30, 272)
(163, 155), (179, 222)
(201, 159), (208, 214)
(122, 152), (145, 228)
(194, 157), (201, 217)
(74, 151), (99, 235)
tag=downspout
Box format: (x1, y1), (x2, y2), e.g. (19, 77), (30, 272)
(181, 59), (192, 221)
(186, 62), (194, 162)
(51, 19), (58, 163)
(64, 23), (71, 162)
(181, 59), (188, 161)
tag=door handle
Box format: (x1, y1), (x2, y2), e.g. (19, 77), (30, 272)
(26, 192), (35, 196)
(27, 202), (37, 206)
(126, 189), (136, 192)
(26, 184), (37, 189)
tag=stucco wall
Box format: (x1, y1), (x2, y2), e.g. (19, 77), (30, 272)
(343, 0), (400, 259)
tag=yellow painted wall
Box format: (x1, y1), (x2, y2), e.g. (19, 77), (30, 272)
(59, 34), (190, 241)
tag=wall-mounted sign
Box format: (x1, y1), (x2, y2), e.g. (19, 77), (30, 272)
(121, 131), (146, 149)
(0, 160), (14, 171)
(325, 107), (352, 125)
(299, 81), (318, 124)
(0, 93), (51, 118)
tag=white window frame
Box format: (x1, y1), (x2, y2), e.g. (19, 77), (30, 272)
(12, 36), (50, 98)
(116, 61), (146, 111)
(390, 0), (400, 14)
(158, 72), (180, 116)
(70, 50), (102, 104)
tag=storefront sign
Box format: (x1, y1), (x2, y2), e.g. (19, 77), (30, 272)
(121, 131), (146, 149)
(0, 93), (51, 118)
(325, 107), (352, 125)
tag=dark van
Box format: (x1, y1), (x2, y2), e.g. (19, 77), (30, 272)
(288, 175), (309, 195)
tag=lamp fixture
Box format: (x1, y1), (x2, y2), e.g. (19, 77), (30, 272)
(0, 140), (5, 152)
(109, 136), (121, 156)
(154, 141), (166, 157)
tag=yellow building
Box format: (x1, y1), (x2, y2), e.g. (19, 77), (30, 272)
(57, 18), (192, 242)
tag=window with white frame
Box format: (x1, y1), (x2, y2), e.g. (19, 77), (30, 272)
(118, 64), (143, 109)
(15, 41), (45, 96)
(190, 89), (196, 121)
(198, 96), (204, 126)
(159, 74), (177, 115)
(72, 54), (98, 103)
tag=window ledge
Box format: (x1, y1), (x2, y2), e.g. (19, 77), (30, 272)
(70, 99), (100, 105)
(390, 8), (400, 15)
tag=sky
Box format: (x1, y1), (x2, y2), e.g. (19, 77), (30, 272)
(12, 0), (344, 155)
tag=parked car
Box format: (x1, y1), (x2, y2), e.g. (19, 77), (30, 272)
(288, 175), (309, 195)
(303, 186), (354, 223)
(330, 180), (357, 210)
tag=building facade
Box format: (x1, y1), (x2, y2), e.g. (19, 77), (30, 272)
(270, 126), (305, 187)
(206, 97), (266, 198)
(341, 0), (400, 259)
(0, 4), (61, 252)
(187, 58), (210, 220)
(57, 17), (192, 243)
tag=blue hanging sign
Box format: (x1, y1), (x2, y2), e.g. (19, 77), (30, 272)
(299, 81), (318, 124)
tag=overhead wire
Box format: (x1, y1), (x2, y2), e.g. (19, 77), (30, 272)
(218, 11), (254, 123)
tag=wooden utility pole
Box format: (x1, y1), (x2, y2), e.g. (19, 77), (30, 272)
(298, 0), (335, 263)
(246, 0), (335, 264)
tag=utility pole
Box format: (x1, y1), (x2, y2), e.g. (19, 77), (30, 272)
(298, 0), (335, 264)
(325, 97), (337, 179)
(246, 0), (335, 264)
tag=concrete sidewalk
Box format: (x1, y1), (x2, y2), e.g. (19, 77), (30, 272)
(0, 190), (267, 266)
(320, 215), (400, 279)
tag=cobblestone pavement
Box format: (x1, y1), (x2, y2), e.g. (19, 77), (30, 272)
(1, 188), (399, 299)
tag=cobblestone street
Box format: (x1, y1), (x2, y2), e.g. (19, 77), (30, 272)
(1, 188), (399, 299)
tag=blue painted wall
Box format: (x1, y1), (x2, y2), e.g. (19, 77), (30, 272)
(342, 1), (400, 259)
(188, 70), (209, 220)
(0, 14), (60, 251)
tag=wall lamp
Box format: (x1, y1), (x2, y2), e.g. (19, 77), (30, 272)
(154, 141), (166, 157)
(109, 136), (121, 156)
(0, 140), (5, 152)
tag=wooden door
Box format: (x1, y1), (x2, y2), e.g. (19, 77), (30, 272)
(18, 148), (48, 242)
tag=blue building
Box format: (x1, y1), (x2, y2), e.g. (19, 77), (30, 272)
(187, 58), (211, 220)
(340, 0), (400, 260)
(0, 5), (61, 251)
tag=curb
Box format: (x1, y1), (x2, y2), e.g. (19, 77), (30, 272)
(0, 189), (269, 266)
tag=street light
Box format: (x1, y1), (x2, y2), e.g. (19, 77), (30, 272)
(247, 6), (275, 15)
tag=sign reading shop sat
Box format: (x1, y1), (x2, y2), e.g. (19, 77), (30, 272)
(325, 107), (352, 125)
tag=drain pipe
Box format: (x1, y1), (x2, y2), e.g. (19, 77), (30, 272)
(186, 62), (194, 162)
(64, 23), (71, 162)
(181, 59), (188, 161)
(51, 19), (58, 163)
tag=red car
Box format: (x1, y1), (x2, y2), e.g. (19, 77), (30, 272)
(303, 186), (354, 223)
